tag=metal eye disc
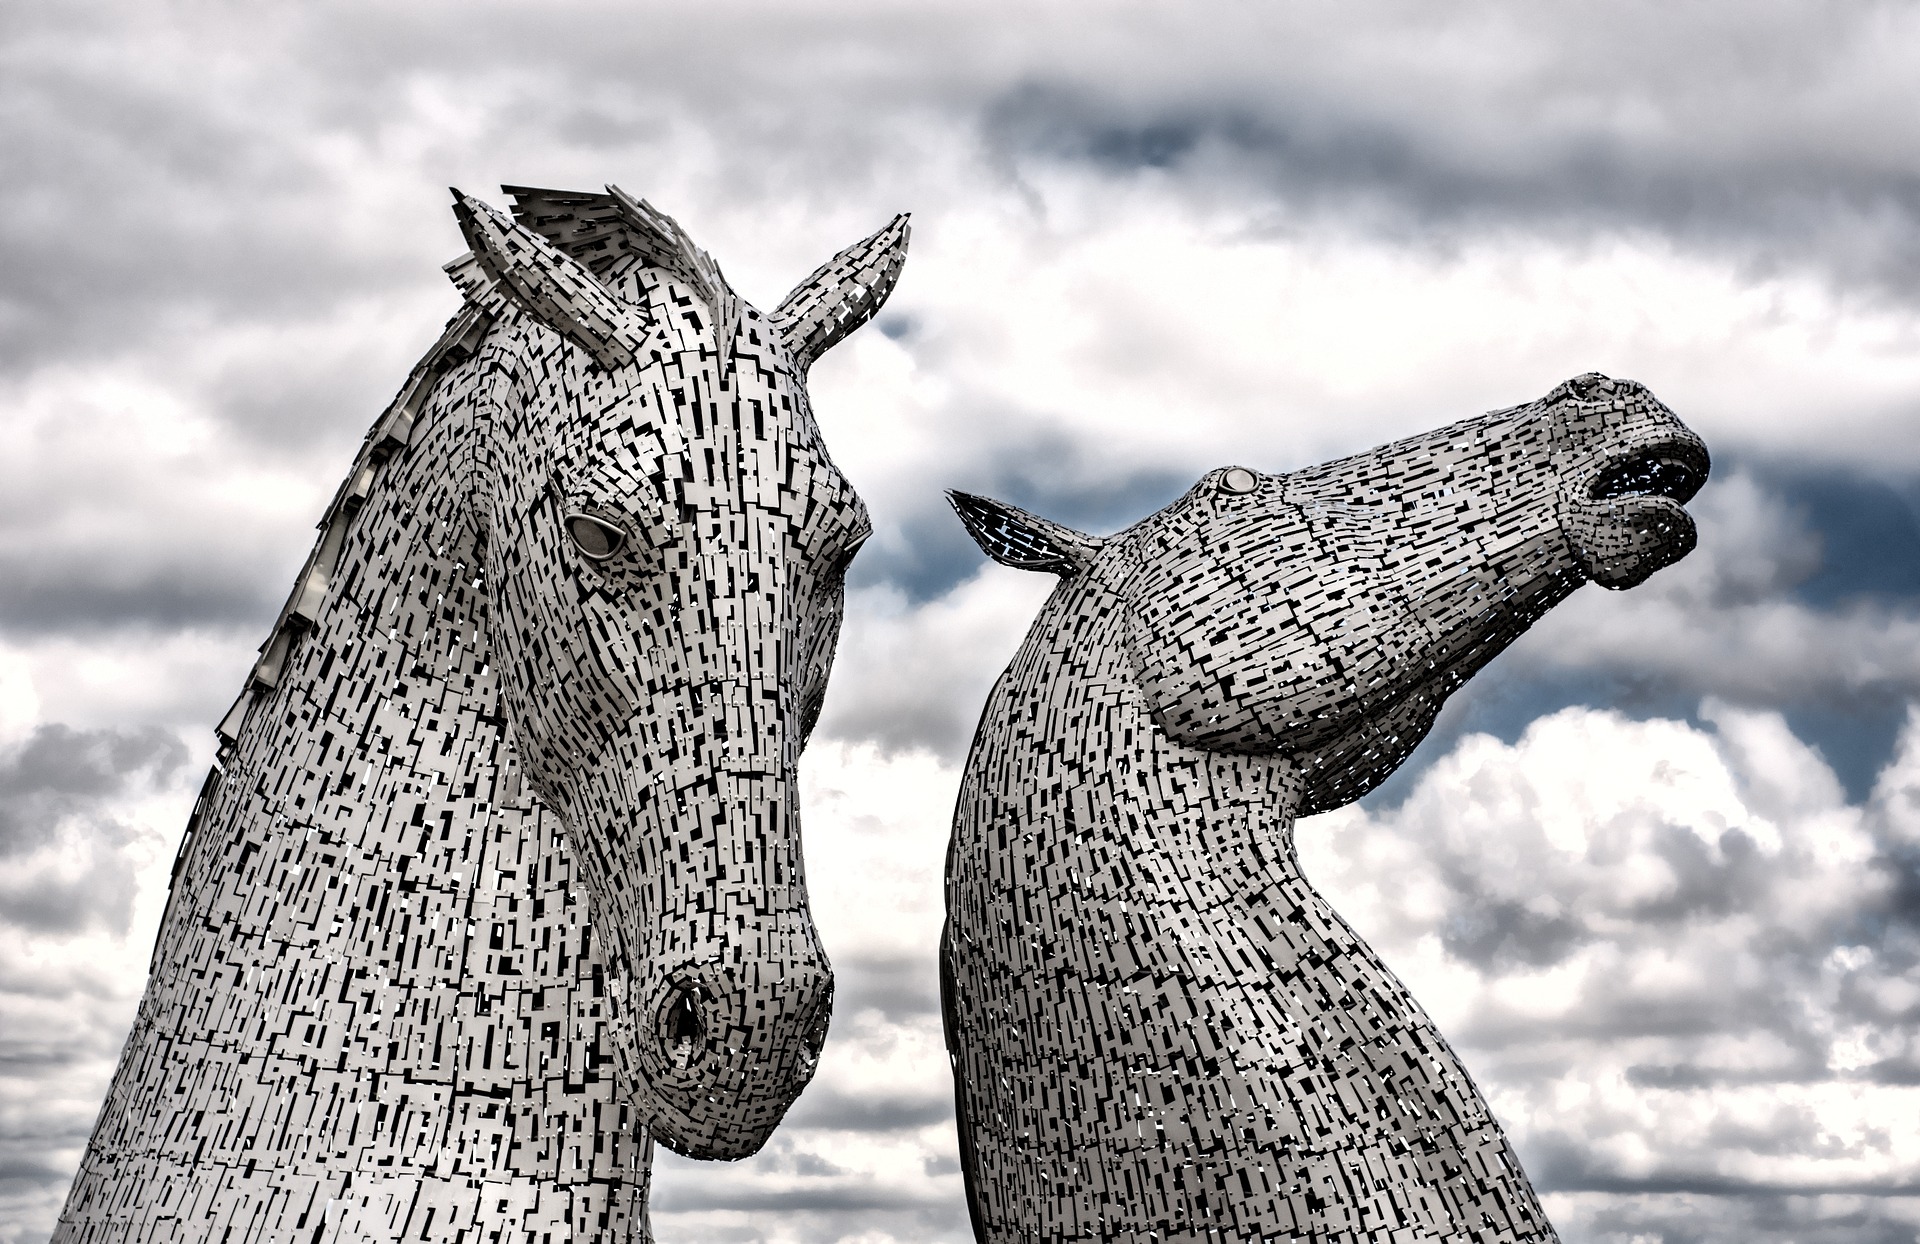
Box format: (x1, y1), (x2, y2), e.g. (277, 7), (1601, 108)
(1220, 467), (1260, 495)
(565, 513), (627, 560)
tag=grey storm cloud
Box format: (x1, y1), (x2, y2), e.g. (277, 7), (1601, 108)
(781, 1083), (952, 1134)
(0, 413), (300, 635)
(9, 0), (1920, 376)
(651, 1182), (955, 1214)
(0, 724), (185, 856)
(981, 75), (1920, 299)
(0, 723), (187, 935)
(0, 558), (283, 637)
(1557, 1193), (1920, 1244)
(828, 951), (941, 1019)
(0, 857), (140, 937)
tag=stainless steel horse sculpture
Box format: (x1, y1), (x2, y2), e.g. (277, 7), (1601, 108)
(56, 186), (907, 1241)
(942, 374), (1709, 1243)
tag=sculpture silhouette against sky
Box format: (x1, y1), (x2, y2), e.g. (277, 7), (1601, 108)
(55, 186), (906, 1242)
(942, 375), (1709, 1243)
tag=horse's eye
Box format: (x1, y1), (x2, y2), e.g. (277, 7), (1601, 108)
(1220, 467), (1260, 495)
(565, 513), (627, 560)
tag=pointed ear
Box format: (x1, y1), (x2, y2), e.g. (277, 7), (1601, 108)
(449, 188), (654, 370)
(948, 491), (1102, 576)
(770, 213), (910, 371)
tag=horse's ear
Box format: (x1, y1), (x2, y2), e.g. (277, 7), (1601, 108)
(448, 188), (654, 370)
(770, 214), (910, 371)
(948, 491), (1102, 576)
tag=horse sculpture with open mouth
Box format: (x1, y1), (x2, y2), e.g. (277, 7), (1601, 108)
(943, 374), (1709, 1243)
(55, 186), (906, 1242)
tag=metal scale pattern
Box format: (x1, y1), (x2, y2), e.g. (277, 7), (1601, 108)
(54, 186), (907, 1243)
(942, 376), (1710, 1243)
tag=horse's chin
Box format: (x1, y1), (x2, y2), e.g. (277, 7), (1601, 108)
(650, 1102), (785, 1162)
(1563, 493), (1699, 590)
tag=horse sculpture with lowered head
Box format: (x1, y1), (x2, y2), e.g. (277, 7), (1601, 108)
(943, 374), (1708, 1243)
(56, 186), (906, 1241)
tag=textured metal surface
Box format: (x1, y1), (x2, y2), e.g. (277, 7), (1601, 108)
(55, 186), (907, 1242)
(943, 375), (1708, 1243)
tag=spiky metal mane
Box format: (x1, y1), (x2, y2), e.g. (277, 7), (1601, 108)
(214, 303), (496, 746)
(504, 185), (714, 288)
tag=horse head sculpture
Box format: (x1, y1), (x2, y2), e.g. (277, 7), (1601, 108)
(942, 375), (1706, 1242)
(454, 187), (904, 1155)
(1113, 371), (1704, 810)
(56, 186), (905, 1244)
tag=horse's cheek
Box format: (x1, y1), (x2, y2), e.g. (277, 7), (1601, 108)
(488, 554), (633, 799)
(1123, 595), (1280, 754)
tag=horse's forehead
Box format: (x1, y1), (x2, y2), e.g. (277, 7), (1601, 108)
(550, 357), (864, 541)
(1123, 407), (1561, 556)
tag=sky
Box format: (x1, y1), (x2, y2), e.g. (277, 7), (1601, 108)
(3, 1), (1920, 1241)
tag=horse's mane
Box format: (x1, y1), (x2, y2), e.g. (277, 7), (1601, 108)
(211, 301), (493, 746)
(212, 185), (736, 751)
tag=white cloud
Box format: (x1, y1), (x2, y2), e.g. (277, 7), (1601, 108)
(1870, 706), (1920, 849)
(818, 573), (1057, 759)
(825, 199), (1920, 513)
(1299, 704), (1920, 1217)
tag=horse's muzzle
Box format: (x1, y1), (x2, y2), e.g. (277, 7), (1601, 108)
(629, 949), (835, 1159)
(1563, 434), (1709, 589)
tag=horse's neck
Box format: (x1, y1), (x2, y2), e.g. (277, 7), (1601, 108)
(161, 404), (494, 974)
(952, 583), (1551, 1244)
(80, 394), (653, 1233)
(978, 579), (1301, 876)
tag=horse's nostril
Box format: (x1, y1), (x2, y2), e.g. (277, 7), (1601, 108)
(663, 985), (706, 1070)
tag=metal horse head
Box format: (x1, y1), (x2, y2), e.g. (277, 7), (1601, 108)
(454, 187), (906, 1156)
(955, 372), (1707, 813)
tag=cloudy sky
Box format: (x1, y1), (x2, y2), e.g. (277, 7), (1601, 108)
(4, 2), (1920, 1241)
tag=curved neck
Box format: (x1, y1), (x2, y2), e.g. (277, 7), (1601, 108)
(60, 350), (652, 1240)
(946, 572), (1555, 1243)
(160, 359), (490, 998)
(960, 569), (1311, 878)
(998, 572), (1297, 798)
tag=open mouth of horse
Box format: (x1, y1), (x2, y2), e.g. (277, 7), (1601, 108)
(1566, 436), (1710, 589)
(1586, 440), (1709, 505)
